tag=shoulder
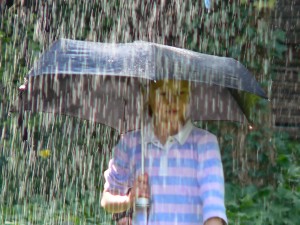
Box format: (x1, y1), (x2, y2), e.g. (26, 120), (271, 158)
(122, 129), (141, 140)
(189, 126), (221, 158)
(190, 126), (218, 142)
(186, 125), (220, 153)
(118, 130), (141, 148)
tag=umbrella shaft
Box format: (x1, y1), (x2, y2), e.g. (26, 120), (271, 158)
(140, 90), (145, 174)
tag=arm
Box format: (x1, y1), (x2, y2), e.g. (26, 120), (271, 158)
(101, 173), (150, 213)
(198, 134), (228, 224)
(101, 190), (131, 213)
(101, 136), (132, 213)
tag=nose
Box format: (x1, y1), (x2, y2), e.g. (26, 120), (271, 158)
(165, 93), (179, 105)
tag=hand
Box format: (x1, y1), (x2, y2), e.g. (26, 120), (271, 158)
(205, 217), (225, 225)
(128, 173), (150, 206)
(116, 216), (132, 225)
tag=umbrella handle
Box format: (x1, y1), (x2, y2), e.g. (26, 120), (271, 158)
(135, 197), (150, 207)
(135, 197), (150, 225)
(134, 198), (149, 225)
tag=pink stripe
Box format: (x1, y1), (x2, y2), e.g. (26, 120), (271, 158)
(149, 222), (200, 225)
(147, 146), (220, 161)
(114, 147), (128, 160)
(202, 149), (220, 158)
(202, 197), (225, 205)
(199, 182), (224, 195)
(121, 136), (219, 160)
(201, 166), (223, 175)
(146, 148), (198, 158)
(197, 153), (221, 164)
(150, 203), (203, 214)
(186, 134), (216, 144)
(132, 153), (141, 162)
(151, 185), (200, 196)
(123, 135), (139, 148)
(151, 148), (213, 156)
(138, 162), (223, 178)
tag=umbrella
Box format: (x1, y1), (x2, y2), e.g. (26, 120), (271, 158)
(16, 38), (267, 209)
(17, 38), (267, 134)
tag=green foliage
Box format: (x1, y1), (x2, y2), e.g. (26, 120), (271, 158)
(226, 184), (300, 225)
(225, 134), (300, 225)
(0, 114), (116, 224)
(229, 90), (264, 124)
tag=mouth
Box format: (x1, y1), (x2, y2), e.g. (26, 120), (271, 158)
(167, 109), (178, 114)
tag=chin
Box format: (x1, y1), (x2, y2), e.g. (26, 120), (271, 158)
(164, 116), (186, 124)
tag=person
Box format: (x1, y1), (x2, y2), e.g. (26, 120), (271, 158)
(101, 80), (227, 225)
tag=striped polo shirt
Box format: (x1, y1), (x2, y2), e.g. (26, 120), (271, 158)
(104, 120), (227, 225)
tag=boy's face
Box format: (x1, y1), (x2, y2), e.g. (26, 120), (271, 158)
(149, 80), (190, 124)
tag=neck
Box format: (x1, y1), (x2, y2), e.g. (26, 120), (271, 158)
(152, 118), (185, 145)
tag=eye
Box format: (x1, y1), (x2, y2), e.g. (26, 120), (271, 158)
(178, 91), (189, 96)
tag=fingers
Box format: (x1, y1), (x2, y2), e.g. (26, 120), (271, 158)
(136, 173), (150, 198)
(137, 173), (148, 184)
(129, 173), (150, 204)
(116, 217), (131, 225)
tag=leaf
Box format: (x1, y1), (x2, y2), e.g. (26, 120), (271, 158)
(0, 30), (5, 39)
(240, 194), (255, 208)
(257, 186), (273, 197)
(273, 29), (286, 42)
(254, 0), (276, 10)
(229, 89), (263, 124)
(38, 149), (51, 158)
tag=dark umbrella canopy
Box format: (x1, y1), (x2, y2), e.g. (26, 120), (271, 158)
(29, 39), (266, 96)
(18, 39), (267, 133)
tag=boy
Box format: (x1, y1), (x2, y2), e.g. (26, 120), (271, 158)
(101, 80), (227, 225)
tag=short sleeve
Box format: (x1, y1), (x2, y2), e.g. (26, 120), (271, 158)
(197, 134), (228, 224)
(103, 135), (133, 195)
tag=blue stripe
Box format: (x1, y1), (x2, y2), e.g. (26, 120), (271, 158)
(149, 213), (203, 223)
(192, 142), (219, 152)
(203, 204), (226, 215)
(150, 176), (198, 187)
(200, 141), (219, 151)
(203, 158), (222, 169)
(146, 157), (221, 169)
(128, 145), (141, 158)
(114, 158), (128, 168)
(145, 158), (199, 168)
(168, 158), (198, 167)
(198, 175), (224, 186)
(201, 190), (224, 200)
(153, 194), (202, 204)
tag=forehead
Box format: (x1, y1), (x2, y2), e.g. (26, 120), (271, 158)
(150, 80), (190, 91)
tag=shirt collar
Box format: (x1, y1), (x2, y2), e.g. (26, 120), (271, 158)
(173, 119), (194, 145)
(143, 119), (194, 146)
